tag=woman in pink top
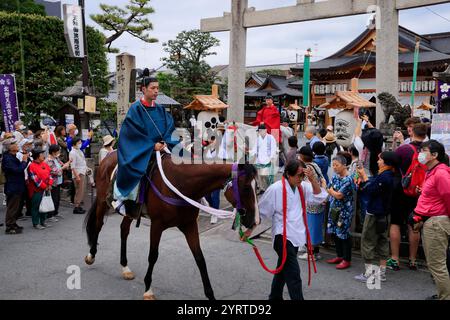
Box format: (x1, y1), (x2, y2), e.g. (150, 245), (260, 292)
(412, 140), (450, 300)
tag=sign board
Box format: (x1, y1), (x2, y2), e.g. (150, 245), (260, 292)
(65, 114), (74, 131)
(0, 74), (20, 132)
(77, 98), (84, 110)
(431, 113), (450, 156)
(84, 95), (96, 113)
(116, 53), (136, 133)
(63, 4), (85, 58)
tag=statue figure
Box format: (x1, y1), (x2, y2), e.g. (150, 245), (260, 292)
(377, 92), (401, 124)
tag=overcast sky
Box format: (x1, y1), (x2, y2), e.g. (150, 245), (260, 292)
(62, 0), (450, 72)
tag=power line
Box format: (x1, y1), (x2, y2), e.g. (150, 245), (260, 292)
(425, 7), (450, 23)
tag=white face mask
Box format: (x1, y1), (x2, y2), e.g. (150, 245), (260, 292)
(74, 129), (79, 136)
(74, 143), (82, 150)
(418, 152), (428, 165)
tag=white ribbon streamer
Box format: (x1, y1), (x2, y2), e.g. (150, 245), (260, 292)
(156, 150), (236, 219)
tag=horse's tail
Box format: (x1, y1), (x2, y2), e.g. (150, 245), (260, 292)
(84, 197), (98, 247)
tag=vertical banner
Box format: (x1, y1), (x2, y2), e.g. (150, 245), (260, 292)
(410, 39), (420, 112)
(116, 53), (136, 133)
(431, 113), (450, 156)
(0, 74), (20, 132)
(437, 81), (449, 113)
(303, 49), (312, 125)
(303, 49), (311, 108)
(63, 4), (85, 58)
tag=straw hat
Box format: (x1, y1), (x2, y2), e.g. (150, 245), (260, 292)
(324, 132), (337, 143)
(102, 135), (115, 146)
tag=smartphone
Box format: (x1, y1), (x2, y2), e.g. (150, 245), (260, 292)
(357, 160), (364, 169)
(395, 127), (402, 132)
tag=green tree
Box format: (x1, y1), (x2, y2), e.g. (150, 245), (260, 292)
(0, 12), (108, 128)
(0, 0), (46, 16)
(257, 69), (286, 76)
(90, 0), (158, 53)
(161, 29), (220, 105)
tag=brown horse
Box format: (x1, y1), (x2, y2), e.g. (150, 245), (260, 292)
(84, 150), (258, 300)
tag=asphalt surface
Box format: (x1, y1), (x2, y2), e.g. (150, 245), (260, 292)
(0, 192), (438, 300)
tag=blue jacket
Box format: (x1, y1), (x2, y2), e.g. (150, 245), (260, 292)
(361, 170), (395, 217)
(2, 153), (28, 196)
(314, 155), (329, 185)
(117, 100), (178, 197)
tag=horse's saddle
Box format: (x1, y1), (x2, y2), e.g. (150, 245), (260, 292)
(106, 156), (158, 222)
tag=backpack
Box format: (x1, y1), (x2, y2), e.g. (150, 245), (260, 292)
(401, 144), (427, 197)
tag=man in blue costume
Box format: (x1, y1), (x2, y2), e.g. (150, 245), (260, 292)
(112, 69), (178, 217)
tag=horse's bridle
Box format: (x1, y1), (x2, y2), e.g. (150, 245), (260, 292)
(230, 163), (255, 230)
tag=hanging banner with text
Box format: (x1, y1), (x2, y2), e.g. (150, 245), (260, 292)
(431, 113), (450, 156)
(63, 4), (85, 58)
(0, 74), (20, 132)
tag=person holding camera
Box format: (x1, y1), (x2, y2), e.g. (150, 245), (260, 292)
(409, 140), (450, 300)
(354, 151), (399, 284)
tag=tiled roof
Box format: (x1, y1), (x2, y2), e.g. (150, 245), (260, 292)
(320, 91), (376, 109)
(184, 95), (228, 111)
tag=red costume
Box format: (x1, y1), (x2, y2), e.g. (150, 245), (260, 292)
(252, 104), (281, 142)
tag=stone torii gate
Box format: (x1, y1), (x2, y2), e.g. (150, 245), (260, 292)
(201, 0), (450, 127)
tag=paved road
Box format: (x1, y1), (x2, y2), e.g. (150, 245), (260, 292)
(0, 197), (437, 300)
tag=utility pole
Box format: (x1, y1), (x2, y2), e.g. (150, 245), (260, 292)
(78, 0), (91, 157)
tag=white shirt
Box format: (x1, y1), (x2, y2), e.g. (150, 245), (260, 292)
(70, 148), (87, 175)
(280, 125), (294, 152)
(250, 134), (277, 165)
(258, 180), (328, 247)
(13, 130), (24, 143)
(98, 147), (112, 165)
(217, 130), (234, 161)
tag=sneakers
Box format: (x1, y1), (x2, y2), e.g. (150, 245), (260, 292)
(5, 226), (22, 234)
(41, 223), (52, 228)
(354, 273), (371, 283)
(387, 258), (400, 271)
(409, 259), (418, 271)
(47, 217), (59, 223)
(336, 260), (351, 269)
(33, 224), (45, 230)
(73, 207), (86, 214)
(326, 257), (344, 264)
(378, 267), (387, 282)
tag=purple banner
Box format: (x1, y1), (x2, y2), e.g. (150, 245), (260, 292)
(437, 80), (450, 113)
(0, 74), (20, 132)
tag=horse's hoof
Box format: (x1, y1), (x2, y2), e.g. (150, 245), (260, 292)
(122, 271), (135, 280)
(85, 255), (95, 265)
(143, 293), (157, 300)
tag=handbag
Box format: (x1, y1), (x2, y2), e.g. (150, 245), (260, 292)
(39, 191), (55, 213)
(330, 207), (340, 224)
